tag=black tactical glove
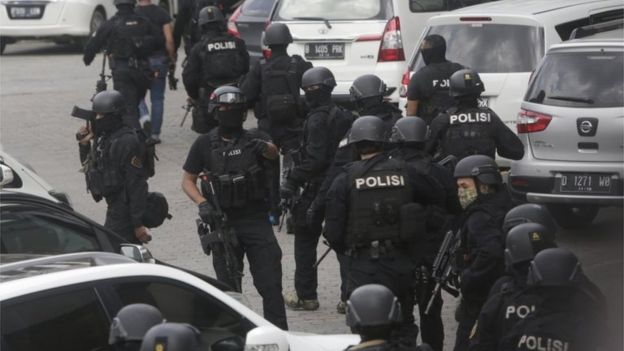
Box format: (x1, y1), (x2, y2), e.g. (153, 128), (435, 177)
(246, 138), (269, 155)
(280, 179), (297, 200)
(198, 201), (218, 226)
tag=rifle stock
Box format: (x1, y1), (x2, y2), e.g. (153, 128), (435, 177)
(425, 229), (461, 315)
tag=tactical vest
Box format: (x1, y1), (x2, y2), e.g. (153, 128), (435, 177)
(199, 34), (246, 88)
(205, 130), (266, 209)
(345, 157), (424, 247)
(109, 15), (154, 60)
(418, 62), (463, 123)
(442, 107), (496, 160)
(303, 105), (354, 159)
(260, 55), (301, 123)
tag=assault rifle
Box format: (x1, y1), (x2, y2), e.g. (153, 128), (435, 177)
(180, 101), (194, 127)
(313, 239), (332, 268)
(94, 53), (110, 98)
(197, 176), (243, 292)
(425, 229), (462, 315)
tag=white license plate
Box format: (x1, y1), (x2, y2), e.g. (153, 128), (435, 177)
(477, 97), (489, 108)
(557, 173), (614, 194)
(304, 42), (345, 60)
(9, 6), (42, 19)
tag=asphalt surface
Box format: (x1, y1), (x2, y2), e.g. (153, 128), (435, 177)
(1, 41), (622, 350)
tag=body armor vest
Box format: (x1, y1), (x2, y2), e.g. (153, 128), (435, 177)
(442, 107), (496, 159)
(109, 15), (153, 60)
(199, 34), (246, 88)
(345, 157), (422, 247)
(260, 55), (301, 123)
(418, 62), (463, 123)
(86, 129), (135, 198)
(206, 130), (265, 209)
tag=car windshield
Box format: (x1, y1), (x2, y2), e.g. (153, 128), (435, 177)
(275, 0), (390, 21)
(412, 24), (543, 73)
(525, 50), (624, 108)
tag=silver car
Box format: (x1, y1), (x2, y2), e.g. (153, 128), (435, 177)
(509, 37), (624, 228)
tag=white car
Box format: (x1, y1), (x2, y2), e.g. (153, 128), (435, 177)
(0, 0), (118, 54)
(0, 252), (359, 351)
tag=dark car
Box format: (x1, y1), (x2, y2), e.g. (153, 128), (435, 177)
(0, 191), (233, 291)
(228, 0), (276, 64)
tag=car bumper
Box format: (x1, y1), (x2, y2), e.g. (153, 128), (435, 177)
(0, 2), (94, 38)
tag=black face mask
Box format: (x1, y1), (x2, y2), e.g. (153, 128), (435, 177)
(93, 115), (122, 136)
(305, 88), (332, 108)
(355, 96), (383, 115)
(216, 108), (245, 130)
(421, 46), (445, 65)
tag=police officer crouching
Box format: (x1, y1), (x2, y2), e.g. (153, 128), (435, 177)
(109, 303), (165, 351)
(452, 155), (513, 351)
(181, 86), (288, 330)
(76, 90), (152, 244)
(345, 284), (433, 351)
(182, 6), (249, 134)
(325, 116), (446, 347)
(427, 69), (524, 162)
(139, 323), (201, 351)
(83, 0), (164, 130)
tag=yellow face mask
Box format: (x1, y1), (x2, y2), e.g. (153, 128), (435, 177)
(458, 187), (478, 209)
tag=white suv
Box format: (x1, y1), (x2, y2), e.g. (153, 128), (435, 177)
(0, 252), (358, 351)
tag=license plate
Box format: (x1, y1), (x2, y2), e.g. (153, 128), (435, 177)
(8, 6), (43, 19)
(304, 42), (345, 60)
(477, 97), (489, 108)
(557, 173), (614, 194)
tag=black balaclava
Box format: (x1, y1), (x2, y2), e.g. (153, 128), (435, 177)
(305, 86), (332, 109)
(217, 107), (245, 136)
(116, 4), (135, 15)
(421, 34), (447, 65)
(355, 96), (384, 115)
(94, 113), (123, 136)
(456, 94), (480, 108)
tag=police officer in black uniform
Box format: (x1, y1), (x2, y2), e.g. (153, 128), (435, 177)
(109, 303), (165, 351)
(181, 86), (288, 330)
(140, 323), (202, 351)
(83, 0), (164, 129)
(498, 248), (608, 351)
(406, 35), (464, 123)
(350, 74), (403, 135)
(182, 6), (249, 133)
(76, 90), (152, 244)
(345, 284), (433, 351)
(241, 22), (312, 222)
(452, 155), (513, 351)
(388, 116), (461, 351)
(280, 66), (353, 310)
(427, 69), (524, 162)
(325, 116), (446, 347)
(172, 0), (236, 56)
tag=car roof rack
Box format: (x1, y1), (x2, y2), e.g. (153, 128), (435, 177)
(0, 252), (135, 283)
(570, 18), (624, 40)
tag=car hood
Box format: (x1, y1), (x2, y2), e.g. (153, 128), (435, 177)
(286, 332), (360, 351)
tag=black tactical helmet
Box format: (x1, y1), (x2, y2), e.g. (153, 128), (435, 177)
(346, 284), (402, 328)
(139, 323), (201, 351)
(527, 248), (583, 287)
(92, 90), (126, 115)
(263, 23), (293, 46)
(453, 155), (501, 185)
(348, 116), (386, 145)
(208, 85), (247, 113)
(504, 223), (557, 268)
(503, 203), (558, 235)
(449, 69), (485, 97)
(198, 6), (225, 27)
(109, 304), (164, 345)
(142, 192), (171, 228)
(389, 117), (428, 144)
(349, 74), (387, 100)
(301, 66), (336, 89)
(114, 0), (136, 6)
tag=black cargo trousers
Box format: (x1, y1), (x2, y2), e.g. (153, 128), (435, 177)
(210, 211), (288, 330)
(112, 59), (151, 130)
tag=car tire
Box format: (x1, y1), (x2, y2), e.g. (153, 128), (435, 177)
(78, 8), (106, 50)
(547, 204), (599, 229)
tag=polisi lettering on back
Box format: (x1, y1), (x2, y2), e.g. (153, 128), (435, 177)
(226, 149), (242, 157)
(517, 335), (569, 351)
(505, 304), (536, 319)
(206, 41), (236, 52)
(449, 112), (491, 124)
(354, 174), (405, 190)
(125, 21), (138, 26)
(433, 79), (450, 88)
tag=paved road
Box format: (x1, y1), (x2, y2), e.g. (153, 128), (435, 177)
(1, 41), (622, 350)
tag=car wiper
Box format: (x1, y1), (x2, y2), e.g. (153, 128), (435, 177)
(292, 16), (332, 29)
(547, 95), (595, 104)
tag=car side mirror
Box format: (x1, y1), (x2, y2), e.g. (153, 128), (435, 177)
(212, 335), (245, 351)
(245, 326), (289, 351)
(120, 244), (155, 263)
(0, 164), (14, 188)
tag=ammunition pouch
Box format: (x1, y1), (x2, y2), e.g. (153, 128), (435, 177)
(87, 167), (123, 198)
(212, 165), (265, 209)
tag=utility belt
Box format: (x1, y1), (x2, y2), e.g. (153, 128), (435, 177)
(347, 240), (399, 260)
(110, 56), (149, 70)
(209, 166), (265, 209)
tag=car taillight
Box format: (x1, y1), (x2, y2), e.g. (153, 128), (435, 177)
(227, 5), (242, 38)
(378, 17), (405, 62)
(517, 109), (552, 133)
(399, 70), (411, 98)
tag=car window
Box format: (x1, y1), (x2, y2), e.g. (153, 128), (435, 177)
(1, 288), (110, 351)
(525, 50), (624, 108)
(409, 0), (495, 12)
(242, 0), (275, 17)
(412, 24), (543, 73)
(111, 278), (255, 346)
(1, 204), (100, 254)
(275, 0), (391, 21)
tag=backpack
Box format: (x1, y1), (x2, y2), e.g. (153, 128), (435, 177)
(109, 15), (154, 60)
(261, 56), (302, 123)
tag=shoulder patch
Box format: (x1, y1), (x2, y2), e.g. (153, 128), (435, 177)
(131, 156), (143, 168)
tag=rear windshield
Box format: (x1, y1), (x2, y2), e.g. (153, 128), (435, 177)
(274, 0), (391, 21)
(525, 50), (624, 108)
(412, 24), (543, 73)
(242, 0), (275, 17)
